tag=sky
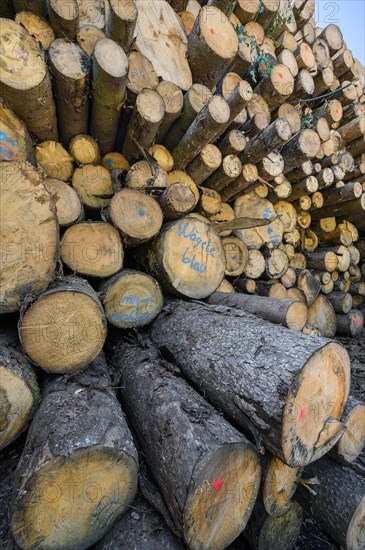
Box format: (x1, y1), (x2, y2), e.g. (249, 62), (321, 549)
(315, 0), (365, 64)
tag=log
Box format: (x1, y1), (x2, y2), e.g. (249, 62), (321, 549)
(35, 140), (74, 181)
(277, 49), (299, 78)
(122, 89), (165, 163)
(188, 6), (238, 87)
(149, 300), (350, 467)
(217, 130), (247, 156)
(219, 163), (258, 202)
(108, 335), (261, 549)
(221, 237), (248, 277)
(72, 164), (113, 210)
(171, 95), (230, 170)
(263, 248), (289, 279)
(336, 310), (364, 338)
(60, 221), (123, 278)
(14, 10), (55, 50)
(305, 250), (339, 272)
(253, 65), (295, 111)
(49, 0), (79, 40)
(134, 0), (191, 90)
(90, 38), (128, 156)
(159, 183), (196, 221)
(94, 494), (184, 550)
(10, 353), (138, 549)
(12, 0), (46, 16)
(257, 151), (285, 181)
(0, 19), (58, 142)
(236, 278), (256, 294)
(217, 279), (236, 293)
(243, 500), (303, 550)
(312, 38), (330, 71)
(69, 134), (100, 166)
(186, 144), (222, 185)
(334, 396), (365, 465)
(76, 24), (106, 56)
(204, 154), (242, 191)
(206, 292), (307, 331)
(209, 203), (235, 237)
(100, 270), (163, 329)
(164, 84), (213, 150)
(19, 276), (107, 374)
(263, 456), (302, 518)
(149, 144), (174, 173)
(197, 187), (222, 217)
(307, 294), (337, 337)
(326, 291), (353, 314)
(0, 345), (40, 451)
(136, 216), (225, 299)
(77, 0), (105, 29)
(126, 51), (159, 106)
(48, 39), (90, 147)
(0, 100), (35, 164)
(297, 269), (321, 306)
(0, 162), (57, 314)
(319, 24), (343, 55)
(106, 0), (138, 52)
(296, 457), (365, 550)
(156, 81), (184, 141)
(108, 189), (163, 246)
(241, 118), (293, 165)
(282, 130), (321, 173)
(45, 177), (84, 228)
(167, 171), (199, 204)
(126, 160), (168, 191)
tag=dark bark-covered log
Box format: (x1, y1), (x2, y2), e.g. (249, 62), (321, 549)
(241, 118), (292, 165)
(19, 276), (107, 374)
(149, 300), (350, 467)
(336, 310), (364, 338)
(107, 336), (261, 550)
(0, 345), (40, 451)
(106, 0), (138, 52)
(282, 130), (321, 173)
(206, 292), (307, 331)
(49, 0), (79, 40)
(296, 456), (365, 550)
(99, 270), (163, 329)
(48, 40), (90, 147)
(10, 353), (138, 550)
(135, 217), (225, 299)
(297, 269), (321, 306)
(0, 162), (58, 314)
(331, 396), (365, 466)
(94, 493), (184, 550)
(0, 440), (22, 550)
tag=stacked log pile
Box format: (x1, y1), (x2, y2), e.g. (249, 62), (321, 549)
(0, 1), (364, 549)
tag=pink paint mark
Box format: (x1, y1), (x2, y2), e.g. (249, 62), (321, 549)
(353, 316), (363, 328)
(212, 478), (223, 491)
(299, 407), (306, 421)
(210, 28), (215, 34)
(278, 73), (283, 79)
(13, 47), (28, 61)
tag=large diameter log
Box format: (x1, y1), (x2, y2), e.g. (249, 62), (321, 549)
(307, 294), (337, 338)
(48, 39), (90, 147)
(188, 6), (238, 87)
(19, 276), (107, 374)
(0, 345), (40, 451)
(206, 292), (307, 331)
(241, 118), (292, 165)
(122, 89), (165, 162)
(10, 353), (138, 550)
(0, 162), (58, 314)
(149, 300), (351, 467)
(90, 38), (128, 156)
(61, 222), (124, 278)
(106, 0), (138, 52)
(135, 217), (225, 299)
(0, 100), (35, 164)
(100, 270), (163, 329)
(296, 456), (365, 550)
(108, 336), (261, 550)
(171, 95), (230, 170)
(319, 24), (344, 55)
(49, 0), (79, 40)
(95, 493), (184, 550)
(0, 19), (57, 141)
(108, 189), (163, 246)
(282, 130), (321, 173)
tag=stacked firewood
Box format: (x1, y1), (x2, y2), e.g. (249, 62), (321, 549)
(0, 1), (364, 549)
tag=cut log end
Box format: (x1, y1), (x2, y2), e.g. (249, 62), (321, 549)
(183, 443), (260, 550)
(347, 495), (365, 550)
(11, 446), (138, 550)
(282, 342), (350, 467)
(337, 403), (365, 463)
(263, 456), (301, 518)
(286, 302), (308, 331)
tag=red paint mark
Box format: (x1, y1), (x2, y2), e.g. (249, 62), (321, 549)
(212, 478), (223, 491)
(353, 316), (363, 328)
(210, 28), (215, 34)
(299, 407), (305, 421)
(279, 73), (283, 79)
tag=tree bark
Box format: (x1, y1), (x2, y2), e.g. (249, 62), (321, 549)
(106, 0), (138, 52)
(10, 353), (138, 550)
(107, 335), (261, 550)
(49, 0), (79, 40)
(149, 300), (350, 467)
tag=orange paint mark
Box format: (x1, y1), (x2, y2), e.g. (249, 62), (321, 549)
(279, 73), (283, 79)
(299, 407), (305, 421)
(212, 478), (223, 491)
(210, 28), (215, 34)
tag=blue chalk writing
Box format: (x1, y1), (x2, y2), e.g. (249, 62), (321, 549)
(177, 222), (216, 257)
(182, 247), (207, 273)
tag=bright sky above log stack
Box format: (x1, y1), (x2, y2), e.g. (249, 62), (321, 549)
(315, 0), (365, 63)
